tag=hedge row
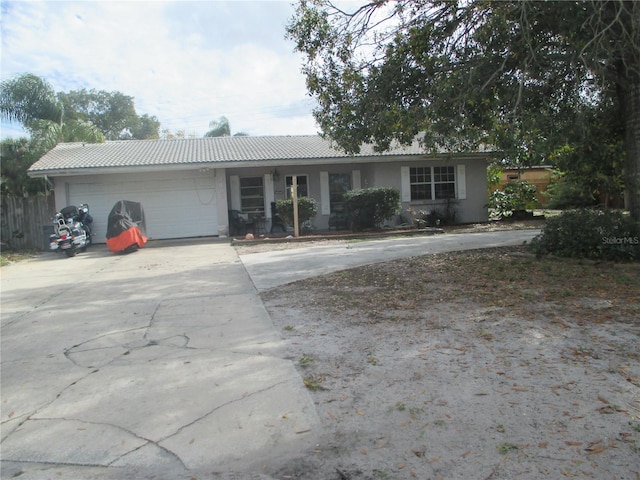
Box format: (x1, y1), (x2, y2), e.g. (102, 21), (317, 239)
(530, 209), (639, 261)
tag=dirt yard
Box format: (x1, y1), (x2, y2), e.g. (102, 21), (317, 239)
(252, 241), (640, 480)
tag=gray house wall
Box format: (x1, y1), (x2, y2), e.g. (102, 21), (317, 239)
(226, 156), (488, 232)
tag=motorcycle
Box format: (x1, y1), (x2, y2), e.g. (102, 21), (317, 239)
(49, 203), (93, 257)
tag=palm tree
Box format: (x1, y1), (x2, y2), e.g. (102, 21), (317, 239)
(0, 137), (44, 196)
(0, 73), (62, 124)
(0, 73), (104, 152)
(204, 116), (231, 137)
(1, 74), (104, 197)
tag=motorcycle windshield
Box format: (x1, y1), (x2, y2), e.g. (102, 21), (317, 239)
(60, 205), (79, 219)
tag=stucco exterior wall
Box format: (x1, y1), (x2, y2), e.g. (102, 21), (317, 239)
(226, 156), (488, 232)
(364, 157), (488, 225)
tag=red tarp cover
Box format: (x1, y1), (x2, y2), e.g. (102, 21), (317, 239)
(106, 200), (147, 253)
(106, 227), (147, 253)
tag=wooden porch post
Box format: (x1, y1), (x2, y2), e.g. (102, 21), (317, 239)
(292, 175), (300, 237)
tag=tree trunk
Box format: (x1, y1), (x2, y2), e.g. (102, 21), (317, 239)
(621, 80), (640, 222)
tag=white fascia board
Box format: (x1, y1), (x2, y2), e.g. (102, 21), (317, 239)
(28, 163), (237, 178)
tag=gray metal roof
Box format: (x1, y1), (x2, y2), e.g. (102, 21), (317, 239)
(28, 134), (482, 175)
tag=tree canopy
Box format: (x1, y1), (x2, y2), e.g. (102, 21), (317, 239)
(58, 89), (160, 140)
(0, 74), (105, 154)
(0, 73), (62, 126)
(1, 74), (161, 146)
(1, 73), (160, 196)
(0, 137), (45, 196)
(287, 0), (640, 219)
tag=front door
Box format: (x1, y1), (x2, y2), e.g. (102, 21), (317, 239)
(329, 173), (351, 214)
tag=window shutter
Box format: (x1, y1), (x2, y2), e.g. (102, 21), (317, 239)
(264, 173), (274, 218)
(400, 166), (411, 202)
(456, 164), (466, 200)
(320, 171), (330, 215)
(352, 170), (361, 190)
(230, 175), (241, 210)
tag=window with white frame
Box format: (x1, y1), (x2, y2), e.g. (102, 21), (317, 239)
(285, 175), (308, 198)
(240, 176), (264, 215)
(433, 166), (456, 199)
(410, 166), (456, 200)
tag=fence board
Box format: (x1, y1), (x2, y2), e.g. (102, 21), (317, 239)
(1, 196), (56, 251)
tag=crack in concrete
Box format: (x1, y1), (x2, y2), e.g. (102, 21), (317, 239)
(109, 440), (187, 470)
(2, 262), (115, 330)
(2, 416), (188, 471)
(159, 378), (290, 444)
(3, 370), (289, 473)
(65, 327), (148, 351)
(1, 458), (116, 469)
(0, 367), (102, 436)
(1, 285), (78, 329)
(84, 418), (187, 470)
(62, 292), (224, 369)
(2, 245), (314, 479)
(5, 277), (293, 474)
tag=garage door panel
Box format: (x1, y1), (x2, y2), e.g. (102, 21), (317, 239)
(67, 172), (217, 242)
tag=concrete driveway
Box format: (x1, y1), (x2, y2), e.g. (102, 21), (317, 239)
(240, 229), (540, 292)
(0, 239), (319, 480)
(1, 230), (540, 479)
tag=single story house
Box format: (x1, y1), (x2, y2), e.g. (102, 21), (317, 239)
(27, 135), (489, 242)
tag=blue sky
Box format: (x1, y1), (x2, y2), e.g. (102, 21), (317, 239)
(0, 0), (320, 139)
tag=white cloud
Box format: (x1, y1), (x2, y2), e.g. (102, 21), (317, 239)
(0, 0), (318, 138)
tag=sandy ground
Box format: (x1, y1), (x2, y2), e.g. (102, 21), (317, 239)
(240, 237), (640, 480)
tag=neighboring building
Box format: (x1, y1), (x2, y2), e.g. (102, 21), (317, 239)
(28, 135), (489, 242)
(498, 166), (553, 206)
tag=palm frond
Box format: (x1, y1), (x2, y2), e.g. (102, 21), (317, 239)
(0, 74), (63, 124)
(63, 120), (106, 144)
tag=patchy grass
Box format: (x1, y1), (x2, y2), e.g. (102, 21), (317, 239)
(292, 246), (640, 326)
(497, 442), (519, 454)
(264, 245), (640, 479)
(298, 354), (314, 366)
(303, 375), (326, 391)
(0, 250), (38, 267)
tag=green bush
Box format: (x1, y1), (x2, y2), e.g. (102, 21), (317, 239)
(487, 181), (538, 219)
(486, 164), (503, 190)
(410, 202), (458, 228)
(344, 187), (400, 231)
(544, 173), (596, 209)
(529, 209), (640, 261)
(276, 196), (318, 227)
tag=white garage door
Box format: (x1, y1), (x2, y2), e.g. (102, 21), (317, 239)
(67, 171), (217, 242)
